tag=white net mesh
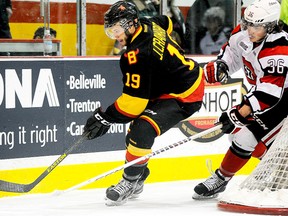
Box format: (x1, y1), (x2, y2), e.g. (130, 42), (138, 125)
(220, 117), (288, 209)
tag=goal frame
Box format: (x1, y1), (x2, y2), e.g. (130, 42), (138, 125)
(218, 201), (288, 215)
(217, 116), (288, 215)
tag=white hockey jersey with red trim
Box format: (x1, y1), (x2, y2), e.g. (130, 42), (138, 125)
(218, 24), (288, 115)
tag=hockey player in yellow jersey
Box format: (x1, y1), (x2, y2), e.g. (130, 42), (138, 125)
(83, 1), (205, 206)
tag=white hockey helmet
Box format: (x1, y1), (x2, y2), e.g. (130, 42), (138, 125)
(244, 0), (280, 24)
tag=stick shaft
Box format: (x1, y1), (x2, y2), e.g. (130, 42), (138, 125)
(0, 135), (86, 193)
(64, 124), (222, 193)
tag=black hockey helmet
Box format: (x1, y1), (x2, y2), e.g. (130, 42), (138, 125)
(104, 1), (140, 39)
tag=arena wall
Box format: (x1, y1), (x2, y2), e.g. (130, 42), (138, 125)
(0, 56), (259, 198)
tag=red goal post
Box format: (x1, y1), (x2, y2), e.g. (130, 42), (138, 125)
(217, 116), (288, 215)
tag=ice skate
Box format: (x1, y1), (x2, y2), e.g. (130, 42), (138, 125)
(192, 169), (231, 200)
(105, 168), (150, 206)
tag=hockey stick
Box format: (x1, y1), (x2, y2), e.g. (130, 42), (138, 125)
(62, 124), (222, 194)
(0, 134), (88, 193)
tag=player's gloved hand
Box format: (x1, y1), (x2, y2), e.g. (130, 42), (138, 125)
(83, 107), (114, 140)
(204, 60), (229, 83)
(218, 106), (253, 134)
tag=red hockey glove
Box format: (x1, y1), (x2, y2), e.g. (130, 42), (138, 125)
(204, 60), (229, 83)
(218, 106), (254, 134)
(83, 107), (114, 140)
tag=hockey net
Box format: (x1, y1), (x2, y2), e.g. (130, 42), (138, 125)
(217, 117), (288, 215)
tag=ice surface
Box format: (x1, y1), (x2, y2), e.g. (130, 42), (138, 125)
(0, 178), (259, 216)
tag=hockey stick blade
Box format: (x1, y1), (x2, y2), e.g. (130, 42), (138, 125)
(0, 135), (87, 193)
(63, 124), (222, 193)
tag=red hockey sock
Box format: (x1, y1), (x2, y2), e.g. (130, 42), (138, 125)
(219, 149), (249, 177)
(252, 141), (267, 159)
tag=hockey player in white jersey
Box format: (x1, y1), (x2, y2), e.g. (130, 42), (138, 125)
(193, 0), (288, 200)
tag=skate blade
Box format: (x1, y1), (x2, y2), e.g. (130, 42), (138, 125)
(129, 193), (141, 199)
(192, 193), (219, 200)
(105, 197), (128, 206)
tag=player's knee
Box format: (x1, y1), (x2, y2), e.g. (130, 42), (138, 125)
(230, 142), (252, 159)
(126, 119), (157, 149)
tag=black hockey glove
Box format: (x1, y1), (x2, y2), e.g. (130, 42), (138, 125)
(83, 107), (114, 140)
(218, 106), (253, 134)
(204, 60), (229, 83)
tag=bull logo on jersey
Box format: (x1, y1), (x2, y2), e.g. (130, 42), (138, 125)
(124, 49), (140, 65)
(243, 59), (256, 85)
(244, 65), (254, 80)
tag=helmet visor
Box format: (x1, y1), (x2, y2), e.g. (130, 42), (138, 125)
(241, 18), (268, 31)
(105, 22), (126, 39)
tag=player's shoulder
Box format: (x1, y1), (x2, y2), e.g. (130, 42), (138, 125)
(227, 24), (246, 42)
(148, 15), (170, 25)
(142, 15), (172, 33)
(130, 21), (153, 47)
(132, 25), (153, 51)
(230, 24), (242, 36)
(259, 31), (288, 60)
(265, 31), (288, 46)
(260, 31), (288, 55)
(225, 24), (246, 48)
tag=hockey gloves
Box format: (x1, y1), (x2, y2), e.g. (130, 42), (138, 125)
(218, 106), (253, 134)
(204, 60), (229, 83)
(83, 107), (114, 140)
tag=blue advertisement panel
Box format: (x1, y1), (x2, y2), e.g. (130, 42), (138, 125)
(0, 58), (126, 159)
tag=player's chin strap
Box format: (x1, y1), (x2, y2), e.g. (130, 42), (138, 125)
(60, 124), (223, 194)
